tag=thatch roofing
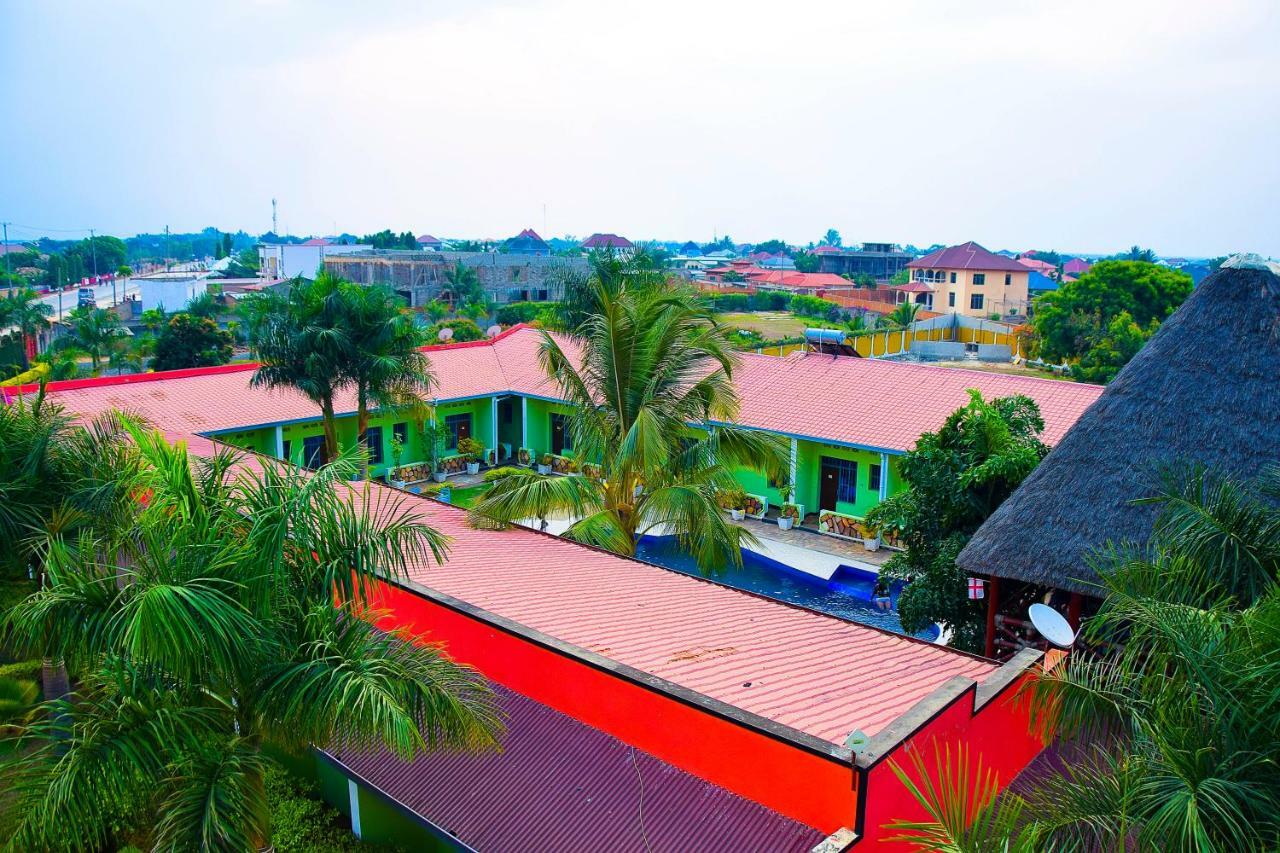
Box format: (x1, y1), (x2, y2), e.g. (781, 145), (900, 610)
(957, 256), (1280, 595)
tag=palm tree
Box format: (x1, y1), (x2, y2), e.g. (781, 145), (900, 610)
(0, 287), (54, 368)
(442, 262), (483, 306)
(341, 284), (433, 478)
(57, 305), (125, 375)
(472, 278), (788, 572)
(1, 426), (499, 850)
(250, 274), (350, 463)
(887, 300), (922, 329)
(884, 464), (1280, 850)
(139, 307), (166, 334)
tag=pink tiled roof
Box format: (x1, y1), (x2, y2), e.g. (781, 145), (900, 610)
(908, 241), (1028, 273)
(1018, 257), (1057, 274)
(21, 326), (1101, 453)
(300, 238), (332, 246)
(1062, 258), (1092, 275)
(811, 245), (841, 255)
(746, 271), (853, 290)
(416, 234), (442, 244)
(728, 351), (1102, 449)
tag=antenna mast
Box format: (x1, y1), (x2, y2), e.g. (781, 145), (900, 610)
(272, 198), (278, 236)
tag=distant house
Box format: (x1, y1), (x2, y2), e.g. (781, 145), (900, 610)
(678, 241), (702, 255)
(1062, 257), (1092, 276)
(906, 241), (1031, 319)
(758, 254), (796, 270)
(581, 233), (635, 254)
(1027, 270), (1059, 298)
(416, 234), (444, 251)
(811, 245), (842, 256)
(1017, 257), (1058, 278)
(503, 228), (551, 256)
(300, 238), (332, 247)
(816, 242), (912, 281)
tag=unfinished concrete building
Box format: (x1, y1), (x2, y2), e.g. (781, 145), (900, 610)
(323, 250), (589, 307)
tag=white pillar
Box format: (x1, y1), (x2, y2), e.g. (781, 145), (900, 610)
(789, 438), (798, 496)
(348, 779), (362, 839)
(879, 452), (889, 501)
(491, 396), (499, 456)
(274, 425), (284, 460)
(520, 396), (528, 449)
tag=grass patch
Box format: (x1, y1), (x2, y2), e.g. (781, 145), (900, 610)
(446, 484), (489, 509)
(715, 311), (809, 340)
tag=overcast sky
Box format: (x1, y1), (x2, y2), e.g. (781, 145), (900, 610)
(2, 0), (1277, 256)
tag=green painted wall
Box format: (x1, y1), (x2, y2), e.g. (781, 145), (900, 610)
(524, 398), (577, 457)
(315, 757), (458, 851)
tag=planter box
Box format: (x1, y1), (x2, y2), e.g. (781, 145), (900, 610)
(742, 493), (769, 520)
(536, 464), (551, 475)
(549, 454), (577, 475)
(517, 447), (533, 467)
(817, 509), (875, 542)
(466, 462), (481, 475)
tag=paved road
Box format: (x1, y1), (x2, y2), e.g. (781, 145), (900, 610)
(37, 279), (141, 320)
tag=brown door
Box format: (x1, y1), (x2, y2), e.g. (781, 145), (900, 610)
(819, 457), (841, 512)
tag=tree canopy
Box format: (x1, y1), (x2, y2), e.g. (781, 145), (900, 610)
(867, 391), (1049, 651)
(152, 313), (234, 371)
(1033, 260), (1192, 364)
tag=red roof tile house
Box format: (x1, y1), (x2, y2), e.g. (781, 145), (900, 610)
(1062, 257), (1092, 275)
(10, 327), (1105, 850)
(581, 232), (635, 253)
(907, 241), (1032, 319)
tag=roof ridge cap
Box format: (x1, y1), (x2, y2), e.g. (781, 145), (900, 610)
(1222, 253), (1280, 275)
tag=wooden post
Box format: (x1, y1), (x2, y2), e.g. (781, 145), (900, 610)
(984, 575), (1000, 658)
(1067, 592), (1083, 630)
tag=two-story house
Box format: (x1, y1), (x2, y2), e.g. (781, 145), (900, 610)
(906, 241), (1030, 318)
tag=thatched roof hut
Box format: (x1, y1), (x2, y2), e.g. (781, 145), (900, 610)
(958, 255), (1280, 596)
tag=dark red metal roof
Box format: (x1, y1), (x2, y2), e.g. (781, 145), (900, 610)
(325, 685), (824, 853)
(907, 241), (1028, 272)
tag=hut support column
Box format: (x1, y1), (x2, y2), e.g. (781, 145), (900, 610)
(789, 438), (798, 494)
(1067, 592), (1083, 630)
(984, 575), (1001, 658)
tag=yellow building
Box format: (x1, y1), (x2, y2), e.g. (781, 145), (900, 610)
(905, 241), (1030, 318)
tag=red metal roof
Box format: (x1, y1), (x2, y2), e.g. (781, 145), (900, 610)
(325, 684), (823, 852)
(908, 242), (1028, 272)
(415, 234), (442, 245)
(582, 233), (635, 249)
(300, 238), (332, 246)
(1062, 258), (1092, 275)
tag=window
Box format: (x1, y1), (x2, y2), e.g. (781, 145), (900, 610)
(869, 463), (882, 492)
(1004, 273), (1012, 286)
(364, 425), (384, 466)
(950, 272), (957, 284)
(301, 435), (326, 470)
(973, 273), (986, 285)
(832, 458), (858, 503)
(444, 413), (472, 450)
(393, 422), (409, 445)
(537, 289), (549, 301)
(281, 440), (292, 462)
(948, 292), (956, 308)
(970, 294), (985, 310)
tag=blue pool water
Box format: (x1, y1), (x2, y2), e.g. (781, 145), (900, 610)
(634, 536), (940, 642)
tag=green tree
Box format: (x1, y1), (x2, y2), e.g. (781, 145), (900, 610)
(472, 279), (788, 572)
(1033, 260), (1191, 363)
(67, 235), (128, 276)
(1, 428), (499, 850)
(442, 263), (485, 305)
(854, 272), (876, 289)
(867, 391), (1049, 651)
(885, 464), (1280, 851)
(752, 239), (789, 255)
(139, 307), (167, 334)
(56, 305), (125, 375)
(152, 313), (234, 371)
(887, 301), (922, 328)
(890, 268), (910, 285)
(0, 288), (54, 369)
(459, 300), (491, 323)
(1069, 310), (1157, 383)
(822, 229), (842, 247)
(793, 251), (821, 272)
(422, 298), (451, 324)
(340, 285), (432, 478)
(250, 274), (351, 462)
(427, 317), (485, 343)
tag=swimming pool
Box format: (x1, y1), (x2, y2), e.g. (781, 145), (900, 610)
(634, 535), (939, 642)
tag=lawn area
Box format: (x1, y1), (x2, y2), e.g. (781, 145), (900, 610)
(445, 483), (488, 508)
(715, 311), (809, 340)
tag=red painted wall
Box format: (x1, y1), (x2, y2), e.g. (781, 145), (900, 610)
(857, 675), (1045, 848)
(367, 580), (856, 833)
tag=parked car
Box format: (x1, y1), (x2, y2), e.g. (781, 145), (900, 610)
(77, 288), (95, 307)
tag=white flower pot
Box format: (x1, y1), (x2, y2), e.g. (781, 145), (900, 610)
(537, 464), (551, 475)
(778, 517), (794, 530)
(862, 537), (881, 552)
(466, 462), (480, 475)
(390, 479), (406, 489)
(730, 509), (745, 521)
(433, 471), (447, 483)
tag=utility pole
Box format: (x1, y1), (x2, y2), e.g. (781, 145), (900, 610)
(89, 228), (104, 304)
(164, 225), (171, 270)
(272, 198), (278, 237)
(2, 221), (9, 280)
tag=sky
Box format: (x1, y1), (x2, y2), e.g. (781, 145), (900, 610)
(2, 0), (1278, 257)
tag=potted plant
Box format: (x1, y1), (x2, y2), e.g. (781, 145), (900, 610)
(457, 437), (484, 476)
(778, 498), (801, 531)
(388, 435), (407, 488)
(861, 520), (881, 552)
(427, 420), (453, 482)
(718, 486), (747, 521)
(537, 453), (553, 475)
(518, 447), (532, 467)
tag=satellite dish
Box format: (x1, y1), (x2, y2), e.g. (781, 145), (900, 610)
(437, 327), (454, 341)
(1028, 603), (1076, 648)
(486, 325), (502, 338)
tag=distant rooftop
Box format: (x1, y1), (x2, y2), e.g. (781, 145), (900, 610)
(908, 241), (1028, 272)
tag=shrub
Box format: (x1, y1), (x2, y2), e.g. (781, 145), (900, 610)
(483, 466), (522, 482)
(788, 293), (839, 319)
(427, 318), (484, 343)
(264, 766), (371, 853)
(716, 486), (747, 510)
(494, 301), (545, 325)
(707, 293), (751, 312)
(456, 436), (484, 462)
